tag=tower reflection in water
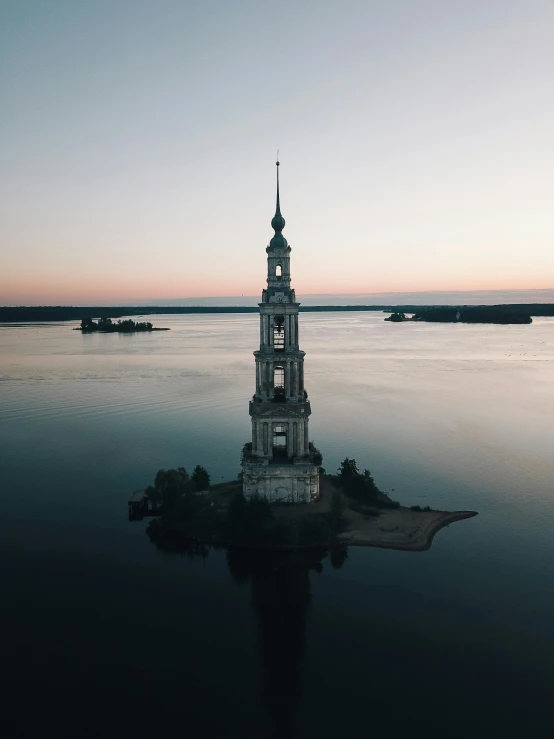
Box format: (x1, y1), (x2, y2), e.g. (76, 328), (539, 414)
(148, 530), (347, 738)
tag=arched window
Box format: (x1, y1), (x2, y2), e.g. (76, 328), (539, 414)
(273, 366), (284, 390)
(275, 264), (282, 277)
(273, 315), (285, 350)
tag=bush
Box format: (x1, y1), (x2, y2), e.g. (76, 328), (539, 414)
(147, 464), (212, 510)
(337, 459), (380, 504)
(152, 467), (195, 509)
(410, 505), (422, 511)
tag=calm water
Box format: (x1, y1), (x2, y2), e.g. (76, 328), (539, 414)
(1, 313), (554, 738)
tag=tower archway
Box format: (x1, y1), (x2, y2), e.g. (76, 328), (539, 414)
(273, 315), (285, 350)
(272, 424), (288, 460)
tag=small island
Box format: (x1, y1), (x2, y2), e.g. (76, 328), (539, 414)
(385, 312), (411, 322)
(77, 317), (170, 333)
(130, 459), (477, 553)
(385, 307), (532, 324)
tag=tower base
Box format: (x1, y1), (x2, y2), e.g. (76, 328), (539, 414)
(242, 458), (319, 504)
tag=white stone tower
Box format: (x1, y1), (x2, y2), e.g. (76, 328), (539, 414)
(242, 161), (320, 503)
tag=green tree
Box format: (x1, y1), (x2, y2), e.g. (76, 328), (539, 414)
(191, 465), (210, 491)
(338, 459), (380, 504)
(362, 468), (377, 490)
(153, 467), (192, 508)
(338, 458), (359, 479)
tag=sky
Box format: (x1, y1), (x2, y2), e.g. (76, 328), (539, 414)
(1, 0), (553, 305)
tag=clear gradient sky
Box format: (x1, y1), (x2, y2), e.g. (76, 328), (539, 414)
(1, 0), (553, 305)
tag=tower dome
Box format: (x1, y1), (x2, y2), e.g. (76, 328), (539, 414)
(271, 212), (286, 232)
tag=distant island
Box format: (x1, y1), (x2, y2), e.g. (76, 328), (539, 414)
(386, 307), (532, 324)
(77, 317), (170, 333)
(130, 458), (477, 553)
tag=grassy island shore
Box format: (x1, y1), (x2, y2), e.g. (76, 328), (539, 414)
(136, 470), (477, 554)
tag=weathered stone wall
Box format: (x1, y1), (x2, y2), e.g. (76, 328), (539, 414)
(242, 462), (319, 503)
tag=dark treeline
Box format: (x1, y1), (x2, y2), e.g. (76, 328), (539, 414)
(2, 303), (554, 322)
(386, 306), (534, 324)
(79, 317), (164, 333)
(413, 306), (533, 324)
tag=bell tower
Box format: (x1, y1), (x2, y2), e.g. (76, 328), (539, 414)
(242, 160), (320, 503)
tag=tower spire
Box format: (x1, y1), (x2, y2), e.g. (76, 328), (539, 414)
(271, 154), (286, 233)
(276, 152), (281, 216)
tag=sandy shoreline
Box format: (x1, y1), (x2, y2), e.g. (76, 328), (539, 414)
(339, 508), (478, 551)
(274, 476), (478, 551)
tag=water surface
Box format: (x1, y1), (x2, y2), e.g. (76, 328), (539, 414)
(1, 313), (553, 737)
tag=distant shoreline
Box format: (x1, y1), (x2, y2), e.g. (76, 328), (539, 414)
(2, 303), (554, 322)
